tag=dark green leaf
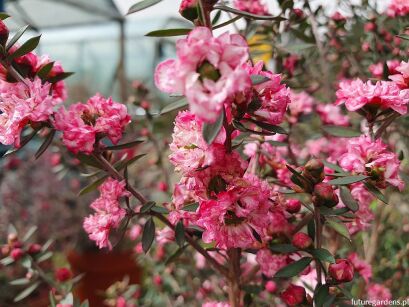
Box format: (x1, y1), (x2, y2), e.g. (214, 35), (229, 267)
(182, 202), (199, 212)
(151, 205), (169, 214)
(326, 219), (351, 241)
(309, 248), (335, 264)
(364, 182), (388, 204)
(78, 175), (108, 196)
(0, 12), (10, 20)
(213, 15), (242, 30)
(175, 221), (185, 247)
(14, 281), (41, 302)
(214, 5), (286, 21)
(6, 25), (29, 51)
(160, 98), (188, 115)
(274, 257), (312, 278)
(76, 154), (103, 169)
(327, 175), (368, 185)
(127, 0), (162, 14)
(9, 35), (41, 60)
(36, 62), (55, 80)
(104, 139), (144, 151)
(248, 119), (288, 134)
(314, 284), (330, 307)
(48, 72), (74, 83)
(322, 125), (361, 138)
(339, 186), (359, 212)
(122, 154), (147, 168)
(322, 160), (346, 174)
(212, 10), (222, 25)
(35, 129), (55, 160)
(140, 201), (156, 213)
(142, 217), (155, 253)
(145, 28), (192, 37)
(3, 129), (39, 157)
(202, 112), (224, 145)
(269, 243), (298, 253)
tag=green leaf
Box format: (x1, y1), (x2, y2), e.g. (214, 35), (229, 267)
(326, 219), (351, 241)
(22, 226), (38, 242)
(213, 15), (242, 30)
(267, 140), (287, 147)
(36, 251), (53, 263)
(36, 62), (55, 80)
(339, 186), (359, 212)
(49, 292), (57, 307)
(202, 112), (224, 145)
(397, 34), (409, 40)
(35, 129), (55, 160)
(182, 202), (199, 212)
(160, 98), (188, 115)
(47, 72), (74, 83)
(269, 243), (298, 253)
(322, 125), (361, 138)
(0, 256), (14, 266)
(314, 284), (330, 307)
(274, 257), (312, 278)
(212, 10), (222, 25)
(140, 201), (156, 213)
(151, 205), (169, 214)
(309, 248), (335, 264)
(10, 278), (30, 286)
(127, 0), (162, 14)
(14, 281), (41, 302)
(327, 175), (368, 185)
(76, 154), (103, 169)
(165, 245), (187, 265)
(3, 129), (39, 157)
(0, 12), (10, 20)
(6, 25), (29, 51)
(145, 28), (192, 37)
(322, 160), (346, 174)
(142, 218), (155, 253)
(122, 153), (147, 168)
(175, 221), (185, 247)
(248, 119), (288, 134)
(9, 35), (41, 60)
(78, 176), (108, 196)
(214, 5), (286, 21)
(104, 139), (144, 151)
(364, 182), (388, 204)
(251, 75), (270, 86)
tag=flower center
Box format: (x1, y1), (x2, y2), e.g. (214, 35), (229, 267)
(197, 60), (221, 82)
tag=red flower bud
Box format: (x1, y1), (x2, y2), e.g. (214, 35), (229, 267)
(281, 284), (306, 306)
(364, 22), (377, 32)
(179, 0), (199, 21)
(329, 259), (354, 283)
(55, 267), (72, 282)
(27, 243), (42, 255)
(286, 199), (301, 214)
(265, 280), (277, 293)
(0, 20), (9, 46)
(10, 248), (24, 261)
(312, 183), (339, 207)
(292, 232), (313, 249)
(303, 159), (325, 184)
(7, 233), (18, 244)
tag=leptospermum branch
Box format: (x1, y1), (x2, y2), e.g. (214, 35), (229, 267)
(92, 153), (229, 277)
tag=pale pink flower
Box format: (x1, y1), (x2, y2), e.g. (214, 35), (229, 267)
(339, 135), (404, 190)
(288, 91), (314, 123)
(234, 0), (269, 15)
(0, 78), (61, 147)
(369, 60), (400, 79)
(245, 61), (291, 125)
(367, 283), (392, 301)
(387, 0), (409, 17)
(389, 60), (409, 88)
(155, 27), (250, 122)
(316, 104), (349, 126)
(54, 94), (130, 154)
(256, 249), (288, 277)
(348, 253), (372, 283)
(335, 79), (409, 115)
(83, 178), (130, 249)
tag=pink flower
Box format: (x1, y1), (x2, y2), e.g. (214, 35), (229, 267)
(335, 79), (409, 115)
(369, 60), (400, 79)
(0, 78), (62, 147)
(283, 55), (299, 76)
(387, 0), (409, 17)
(245, 61), (291, 125)
(155, 27), (250, 122)
(339, 135), (404, 190)
(281, 284), (306, 306)
(331, 12), (346, 21)
(83, 178), (130, 249)
(256, 249), (288, 277)
(54, 94), (130, 154)
(389, 60), (409, 88)
(316, 104), (349, 126)
(328, 259), (354, 283)
(233, 0), (269, 15)
(367, 283), (392, 301)
(288, 91), (314, 123)
(348, 253), (372, 283)
(202, 302), (230, 307)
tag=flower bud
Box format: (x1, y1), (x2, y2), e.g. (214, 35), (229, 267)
(265, 280), (277, 293)
(27, 243), (42, 255)
(280, 284), (306, 306)
(312, 183), (339, 207)
(292, 232), (313, 250)
(0, 20), (9, 46)
(179, 0), (199, 21)
(10, 248), (24, 261)
(286, 199), (301, 214)
(302, 159), (325, 184)
(7, 233), (18, 244)
(55, 267), (72, 282)
(328, 259), (354, 283)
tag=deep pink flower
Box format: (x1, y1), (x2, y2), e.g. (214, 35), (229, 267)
(283, 54), (299, 76)
(245, 61), (291, 125)
(348, 253), (372, 283)
(389, 60), (409, 88)
(331, 12), (346, 22)
(55, 267), (72, 282)
(335, 79), (409, 115)
(339, 135), (404, 191)
(288, 91), (314, 123)
(202, 302), (230, 307)
(328, 259), (354, 283)
(233, 0), (269, 15)
(83, 178), (130, 249)
(265, 280), (277, 293)
(155, 27), (250, 122)
(369, 60), (400, 79)
(292, 232), (313, 249)
(256, 249), (288, 277)
(54, 94), (130, 154)
(367, 283), (392, 301)
(280, 284), (306, 306)
(387, 0), (409, 17)
(316, 104), (349, 126)
(0, 78), (62, 147)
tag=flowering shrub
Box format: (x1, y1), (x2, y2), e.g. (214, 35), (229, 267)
(1, 0), (409, 306)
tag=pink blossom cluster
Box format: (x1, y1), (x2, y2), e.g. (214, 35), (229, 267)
(83, 178), (130, 249)
(335, 79), (409, 115)
(369, 60), (400, 79)
(316, 104), (349, 126)
(233, 0), (269, 15)
(339, 135), (404, 191)
(288, 90), (314, 123)
(54, 94), (131, 154)
(256, 249), (288, 277)
(389, 60), (409, 89)
(386, 0), (409, 17)
(0, 77), (62, 147)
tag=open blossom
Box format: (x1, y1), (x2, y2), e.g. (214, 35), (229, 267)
(389, 60), (409, 88)
(155, 27), (250, 122)
(316, 104), (349, 126)
(54, 94), (130, 154)
(288, 91), (314, 123)
(367, 283), (392, 301)
(233, 0), (269, 15)
(196, 174), (276, 249)
(369, 60), (400, 79)
(83, 178), (130, 249)
(256, 249), (287, 277)
(335, 79), (409, 115)
(386, 0), (409, 17)
(0, 78), (61, 147)
(348, 253), (372, 283)
(202, 302), (230, 307)
(339, 135), (404, 191)
(244, 61), (291, 125)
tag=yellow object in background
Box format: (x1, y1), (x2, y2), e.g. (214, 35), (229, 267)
(248, 34), (273, 65)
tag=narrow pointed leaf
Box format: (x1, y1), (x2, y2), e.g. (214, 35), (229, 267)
(145, 28), (192, 37)
(274, 257), (312, 278)
(339, 186), (359, 212)
(309, 248), (335, 264)
(140, 201), (156, 213)
(35, 129), (55, 159)
(326, 219), (351, 241)
(6, 25), (29, 51)
(364, 182), (388, 204)
(37, 62), (55, 80)
(160, 98), (188, 115)
(9, 35), (41, 60)
(175, 221), (185, 247)
(322, 125), (361, 138)
(202, 112), (224, 145)
(142, 217), (155, 253)
(14, 281), (41, 302)
(104, 139), (144, 151)
(48, 72), (74, 83)
(328, 175), (368, 185)
(127, 0), (162, 15)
